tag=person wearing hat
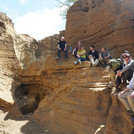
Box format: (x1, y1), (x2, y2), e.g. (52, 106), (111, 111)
(88, 45), (99, 67)
(115, 53), (133, 93)
(118, 60), (134, 124)
(120, 50), (133, 60)
(123, 53), (132, 66)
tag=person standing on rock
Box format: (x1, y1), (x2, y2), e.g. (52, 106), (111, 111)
(88, 45), (99, 67)
(118, 60), (134, 123)
(57, 36), (68, 60)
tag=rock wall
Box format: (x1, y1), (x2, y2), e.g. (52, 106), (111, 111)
(0, 2), (134, 133)
(65, 0), (134, 58)
(32, 64), (133, 134)
(0, 12), (38, 104)
(37, 30), (65, 59)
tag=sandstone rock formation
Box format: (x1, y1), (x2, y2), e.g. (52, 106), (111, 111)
(37, 30), (65, 59)
(33, 65), (133, 134)
(0, 12), (38, 104)
(0, 0), (134, 133)
(66, 0), (134, 58)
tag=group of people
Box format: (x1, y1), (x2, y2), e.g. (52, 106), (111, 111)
(116, 52), (134, 124)
(57, 36), (112, 66)
(56, 36), (134, 124)
(72, 42), (112, 66)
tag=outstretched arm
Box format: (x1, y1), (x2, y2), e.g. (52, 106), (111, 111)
(78, 51), (86, 56)
(118, 87), (130, 96)
(99, 53), (103, 59)
(72, 48), (76, 55)
(121, 61), (134, 73)
(105, 53), (110, 59)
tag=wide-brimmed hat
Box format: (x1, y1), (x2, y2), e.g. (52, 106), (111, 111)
(123, 53), (130, 58)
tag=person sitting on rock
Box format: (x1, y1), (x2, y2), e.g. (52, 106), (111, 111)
(118, 60), (134, 123)
(115, 53), (133, 93)
(72, 41), (81, 58)
(73, 44), (86, 65)
(88, 45), (99, 67)
(105, 57), (125, 91)
(57, 36), (68, 60)
(99, 47), (112, 66)
(120, 50), (133, 60)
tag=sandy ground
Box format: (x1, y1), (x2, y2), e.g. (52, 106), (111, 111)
(0, 109), (46, 134)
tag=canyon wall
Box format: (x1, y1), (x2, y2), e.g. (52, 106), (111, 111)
(0, 12), (37, 104)
(65, 0), (134, 58)
(0, 0), (134, 133)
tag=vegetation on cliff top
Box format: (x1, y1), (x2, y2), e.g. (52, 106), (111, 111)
(57, 0), (77, 18)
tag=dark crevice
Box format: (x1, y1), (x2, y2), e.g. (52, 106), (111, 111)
(82, 7), (89, 12)
(84, 30), (86, 33)
(14, 84), (53, 115)
(0, 21), (6, 29)
(130, 18), (134, 22)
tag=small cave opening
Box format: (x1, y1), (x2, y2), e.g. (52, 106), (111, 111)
(0, 21), (5, 29)
(14, 84), (53, 115)
(84, 30), (86, 33)
(82, 7), (89, 12)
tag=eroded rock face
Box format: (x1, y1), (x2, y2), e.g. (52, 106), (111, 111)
(0, 12), (38, 70)
(32, 65), (133, 134)
(0, 3), (134, 134)
(0, 12), (38, 104)
(65, 0), (134, 58)
(13, 34), (38, 69)
(37, 30), (65, 59)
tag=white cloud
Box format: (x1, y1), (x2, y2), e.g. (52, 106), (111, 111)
(14, 8), (65, 40)
(20, 0), (27, 4)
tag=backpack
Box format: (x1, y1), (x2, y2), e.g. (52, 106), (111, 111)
(109, 59), (123, 71)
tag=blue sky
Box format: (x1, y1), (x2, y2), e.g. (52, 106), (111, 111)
(0, 0), (66, 40)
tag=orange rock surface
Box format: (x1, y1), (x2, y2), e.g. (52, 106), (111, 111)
(66, 0), (134, 58)
(0, 1), (134, 133)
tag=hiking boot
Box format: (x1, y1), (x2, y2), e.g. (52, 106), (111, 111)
(73, 61), (78, 65)
(127, 110), (133, 117)
(57, 56), (60, 60)
(78, 60), (81, 64)
(111, 87), (121, 94)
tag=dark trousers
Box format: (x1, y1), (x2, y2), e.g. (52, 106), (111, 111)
(115, 69), (133, 87)
(76, 57), (86, 64)
(78, 57), (86, 62)
(57, 49), (68, 59)
(74, 51), (77, 58)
